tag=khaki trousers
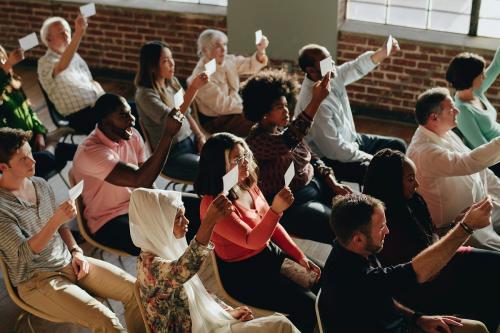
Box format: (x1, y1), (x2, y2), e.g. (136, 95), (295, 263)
(17, 257), (145, 333)
(408, 319), (489, 333)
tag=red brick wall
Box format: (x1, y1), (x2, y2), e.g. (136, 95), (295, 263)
(1, 1), (498, 119)
(0, 0), (225, 79)
(337, 31), (500, 116)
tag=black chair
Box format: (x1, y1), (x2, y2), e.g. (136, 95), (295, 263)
(37, 80), (79, 144)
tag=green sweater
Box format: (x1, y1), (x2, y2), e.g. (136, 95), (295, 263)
(0, 69), (47, 135)
(455, 47), (500, 148)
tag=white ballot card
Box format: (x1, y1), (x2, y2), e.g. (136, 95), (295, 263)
(255, 29), (263, 45)
(386, 35), (393, 57)
(80, 3), (96, 18)
(284, 162), (295, 187)
(19, 33), (38, 51)
(174, 88), (184, 110)
(69, 180), (84, 201)
(320, 56), (333, 78)
(223, 165), (239, 195)
(205, 58), (216, 76)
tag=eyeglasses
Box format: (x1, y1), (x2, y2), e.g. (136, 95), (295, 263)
(230, 151), (251, 166)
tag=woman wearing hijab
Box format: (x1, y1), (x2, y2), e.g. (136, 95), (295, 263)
(129, 188), (299, 333)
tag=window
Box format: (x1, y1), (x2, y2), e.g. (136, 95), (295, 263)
(346, 0), (500, 38)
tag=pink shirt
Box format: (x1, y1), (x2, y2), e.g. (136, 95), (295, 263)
(73, 127), (146, 233)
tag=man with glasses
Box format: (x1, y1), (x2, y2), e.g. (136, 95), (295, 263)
(294, 42), (407, 185)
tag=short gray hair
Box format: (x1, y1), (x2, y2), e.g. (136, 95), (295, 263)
(196, 29), (227, 58)
(40, 17), (71, 46)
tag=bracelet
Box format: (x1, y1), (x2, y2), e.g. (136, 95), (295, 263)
(459, 221), (474, 235)
(70, 247), (83, 256)
(411, 311), (423, 325)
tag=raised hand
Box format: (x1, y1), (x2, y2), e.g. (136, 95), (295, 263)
(52, 200), (77, 226)
(191, 71), (209, 90)
(203, 194), (233, 226)
(311, 71), (331, 103)
(462, 196), (493, 230)
(271, 187), (294, 214)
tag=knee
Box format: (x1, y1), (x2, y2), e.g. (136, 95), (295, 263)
(86, 303), (126, 333)
(457, 319), (489, 333)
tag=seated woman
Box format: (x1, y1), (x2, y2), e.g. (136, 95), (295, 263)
(187, 29), (268, 137)
(242, 69), (351, 244)
(195, 132), (321, 333)
(135, 41), (208, 182)
(0, 45), (76, 177)
(363, 148), (500, 332)
(446, 48), (500, 175)
(130, 188), (299, 333)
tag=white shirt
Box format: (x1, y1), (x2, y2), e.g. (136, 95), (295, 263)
(408, 125), (500, 228)
(38, 50), (104, 116)
(294, 51), (376, 162)
(187, 53), (267, 117)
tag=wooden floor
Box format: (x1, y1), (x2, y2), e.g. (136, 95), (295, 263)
(0, 65), (416, 333)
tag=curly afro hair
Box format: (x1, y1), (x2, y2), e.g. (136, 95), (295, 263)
(241, 69), (299, 122)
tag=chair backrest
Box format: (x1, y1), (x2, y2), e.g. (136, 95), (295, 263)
(37, 80), (70, 128)
(315, 288), (324, 333)
(67, 168), (132, 258)
(0, 256), (64, 323)
(189, 100), (210, 138)
(208, 252), (277, 318)
(134, 281), (152, 333)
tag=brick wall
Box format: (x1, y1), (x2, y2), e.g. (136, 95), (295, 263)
(0, 0), (225, 79)
(1, 0), (498, 121)
(337, 31), (500, 119)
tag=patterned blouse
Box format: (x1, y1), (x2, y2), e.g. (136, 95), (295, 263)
(137, 239), (221, 333)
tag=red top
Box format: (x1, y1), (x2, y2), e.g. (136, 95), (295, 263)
(200, 185), (305, 263)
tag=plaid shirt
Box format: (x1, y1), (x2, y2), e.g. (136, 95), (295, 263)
(38, 50), (104, 116)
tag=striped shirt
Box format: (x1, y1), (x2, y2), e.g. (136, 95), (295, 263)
(0, 177), (71, 286)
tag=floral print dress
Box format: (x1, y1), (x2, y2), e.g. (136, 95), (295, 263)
(137, 239), (217, 333)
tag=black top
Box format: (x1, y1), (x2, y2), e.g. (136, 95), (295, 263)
(320, 241), (419, 333)
(379, 193), (436, 266)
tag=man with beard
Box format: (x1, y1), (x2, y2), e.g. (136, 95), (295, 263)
(73, 93), (181, 255)
(319, 193), (490, 333)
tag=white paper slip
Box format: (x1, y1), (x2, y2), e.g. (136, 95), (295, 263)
(223, 165), (239, 195)
(255, 29), (263, 45)
(284, 162), (295, 187)
(205, 58), (216, 76)
(69, 180), (84, 201)
(19, 33), (38, 51)
(386, 35), (393, 56)
(174, 88), (184, 110)
(320, 56), (333, 77)
(80, 3), (96, 18)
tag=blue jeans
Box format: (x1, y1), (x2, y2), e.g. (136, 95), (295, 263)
(162, 135), (200, 182)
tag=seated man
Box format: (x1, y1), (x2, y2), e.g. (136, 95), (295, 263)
(187, 29), (268, 137)
(294, 42), (407, 184)
(321, 193), (490, 333)
(38, 14), (104, 134)
(0, 127), (144, 333)
(408, 87), (500, 252)
(73, 93), (181, 255)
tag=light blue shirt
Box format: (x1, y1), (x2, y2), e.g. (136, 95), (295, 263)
(294, 51), (377, 162)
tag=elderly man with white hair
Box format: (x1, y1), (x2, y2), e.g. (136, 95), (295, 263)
(38, 14), (104, 134)
(187, 29), (269, 137)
